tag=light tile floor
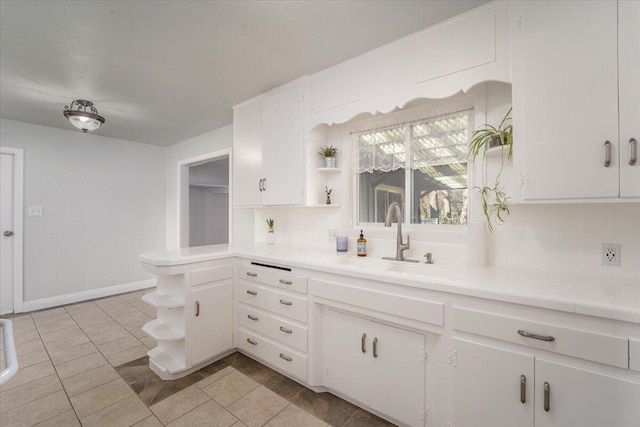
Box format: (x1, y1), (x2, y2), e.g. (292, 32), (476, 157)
(1, 290), (395, 427)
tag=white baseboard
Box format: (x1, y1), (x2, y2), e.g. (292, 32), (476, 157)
(21, 279), (156, 313)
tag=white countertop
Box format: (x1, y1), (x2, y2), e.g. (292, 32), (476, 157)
(140, 243), (640, 324)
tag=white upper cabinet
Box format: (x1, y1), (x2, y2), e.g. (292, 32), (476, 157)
(619, 0), (640, 198)
(233, 80), (307, 207)
(512, 1), (638, 200)
(309, 1), (510, 128)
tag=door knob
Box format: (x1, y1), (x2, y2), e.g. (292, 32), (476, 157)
(3, 231), (13, 237)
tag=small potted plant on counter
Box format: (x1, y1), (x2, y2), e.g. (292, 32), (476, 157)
(319, 145), (338, 168)
(266, 218), (275, 245)
(467, 107), (513, 232)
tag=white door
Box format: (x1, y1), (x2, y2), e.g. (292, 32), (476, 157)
(232, 99), (264, 207)
(1, 152), (16, 315)
(515, 1), (619, 200)
(369, 321), (426, 427)
(189, 280), (233, 365)
(453, 339), (534, 427)
(262, 85), (305, 206)
(325, 309), (370, 405)
(535, 359), (640, 427)
(619, 0), (640, 198)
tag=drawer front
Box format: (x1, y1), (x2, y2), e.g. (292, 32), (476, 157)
(268, 290), (308, 323)
(238, 328), (272, 363)
(237, 282), (269, 310)
(239, 265), (307, 294)
(238, 305), (270, 337)
(453, 307), (629, 369)
(268, 316), (308, 352)
(191, 264), (232, 286)
(630, 338), (640, 373)
(270, 344), (307, 381)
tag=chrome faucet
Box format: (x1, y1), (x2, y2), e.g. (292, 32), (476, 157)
(383, 202), (418, 262)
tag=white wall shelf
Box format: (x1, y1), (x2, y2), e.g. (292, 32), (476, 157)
(316, 168), (342, 173)
(142, 292), (184, 309)
(143, 319), (185, 341)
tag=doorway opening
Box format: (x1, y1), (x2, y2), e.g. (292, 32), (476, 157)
(178, 149), (231, 249)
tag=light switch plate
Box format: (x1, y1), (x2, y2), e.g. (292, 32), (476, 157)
(28, 206), (43, 216)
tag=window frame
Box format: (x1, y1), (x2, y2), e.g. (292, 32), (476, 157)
(349, 96), (475, 238)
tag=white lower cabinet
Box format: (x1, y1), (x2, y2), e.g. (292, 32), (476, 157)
(189, 280), (232, 366)
(325, 309), (427, 427)
(452, 339), (640, 427)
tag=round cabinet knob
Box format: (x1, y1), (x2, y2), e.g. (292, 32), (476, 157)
(3, 231), (14, 237)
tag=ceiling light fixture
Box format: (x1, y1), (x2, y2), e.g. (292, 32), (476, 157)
(63, 100), (105, 133)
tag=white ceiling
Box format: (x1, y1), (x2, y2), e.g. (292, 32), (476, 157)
(0, 0), (489, 146)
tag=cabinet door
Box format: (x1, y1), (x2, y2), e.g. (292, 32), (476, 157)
(514, 1), (619, 200)
(369, 321), (426, 427)
(453, 339), (534, 427)
(325, 309), (370, 405)
(262, 85), (305, 206)
(233, 99), (263, 207)
(535, 359), (640, 427)
(619, 0), (640, 198)
(190, 280), (232, 365)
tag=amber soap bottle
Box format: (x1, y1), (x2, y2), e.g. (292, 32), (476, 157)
(357, 230), (367, 257)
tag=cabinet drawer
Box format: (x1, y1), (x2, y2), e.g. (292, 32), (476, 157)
(630, 338), (640, 373)
(453, 307), (629, 369)
(238, 265), (307, 294)
(270, 344), (307, 382)
(237, 282), (269, 310)
(191, 264), (232, 286)
(238, 305), (270, 337)
(268, 290), (307, 323)
(238, 328), (272, 363)
(268, 316), (308, 352)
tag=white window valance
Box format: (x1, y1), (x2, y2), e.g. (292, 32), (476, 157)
(356, 109), (471, 173)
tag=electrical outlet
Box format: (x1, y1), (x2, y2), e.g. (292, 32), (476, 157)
(328, 229), (337, 242)
(601, 243), (621, 267)
(28, 206), (43, 216)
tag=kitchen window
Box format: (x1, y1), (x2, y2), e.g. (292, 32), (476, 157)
(354, 106), (472, 226)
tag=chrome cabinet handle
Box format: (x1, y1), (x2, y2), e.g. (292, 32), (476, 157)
(246, 272), (258, 277)
(520, 375), (526, 403)
(258, 179), (263, 192)
(195, 301), (200, 317)
(604, 140), (612, 167)
(279, 279), (292, 285)
(279, 353), (292, 362)
(630, 138), (637, 166)
(263, 178), (267, 191)
(518, 330), (555, 342)
(246, 290), (257, 296)
(279, 299), (292, 306)
(361, 333), (366, 353)
(279, 326), (293, 334)
(247, 314), (259, 321)
(247, 338), (257, 345)
(373, 337), (378, 358)
(543, 382), (550, 412)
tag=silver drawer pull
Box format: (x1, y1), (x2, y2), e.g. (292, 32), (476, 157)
(279, 353), (292, 362)
(247, 314), (259, 321)
(246, 272), (258, 277)
(246, 290), (258, 296)
(520, 375), (526, 403)
(279, 299), (293, 306)
(246, 338), (257, 346)
(630, 138), (637, 166)
(543, 382), (550, 412)
(279, 326), (293, 334)
(373, 337), (378, 358)
(518, 330), (555, 342)
(604, 140), (611, 167)
(195, 301), (200, 317)
(279, 279), (293, 285)
(361, 333), (366, 353)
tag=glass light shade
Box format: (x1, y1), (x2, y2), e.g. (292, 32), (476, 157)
(66, 113), (103, 132)
(63, 100), (105, 133)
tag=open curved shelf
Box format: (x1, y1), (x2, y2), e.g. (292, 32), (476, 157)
(148, 347), (186, 374)
(143, 319), (185, 341)
(142, 292), (184, 309)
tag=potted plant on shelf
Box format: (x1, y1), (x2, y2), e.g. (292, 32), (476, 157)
(467, 107), (513, 232)
(266, 218), (275, 245)
(319, 145), (338, 168)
